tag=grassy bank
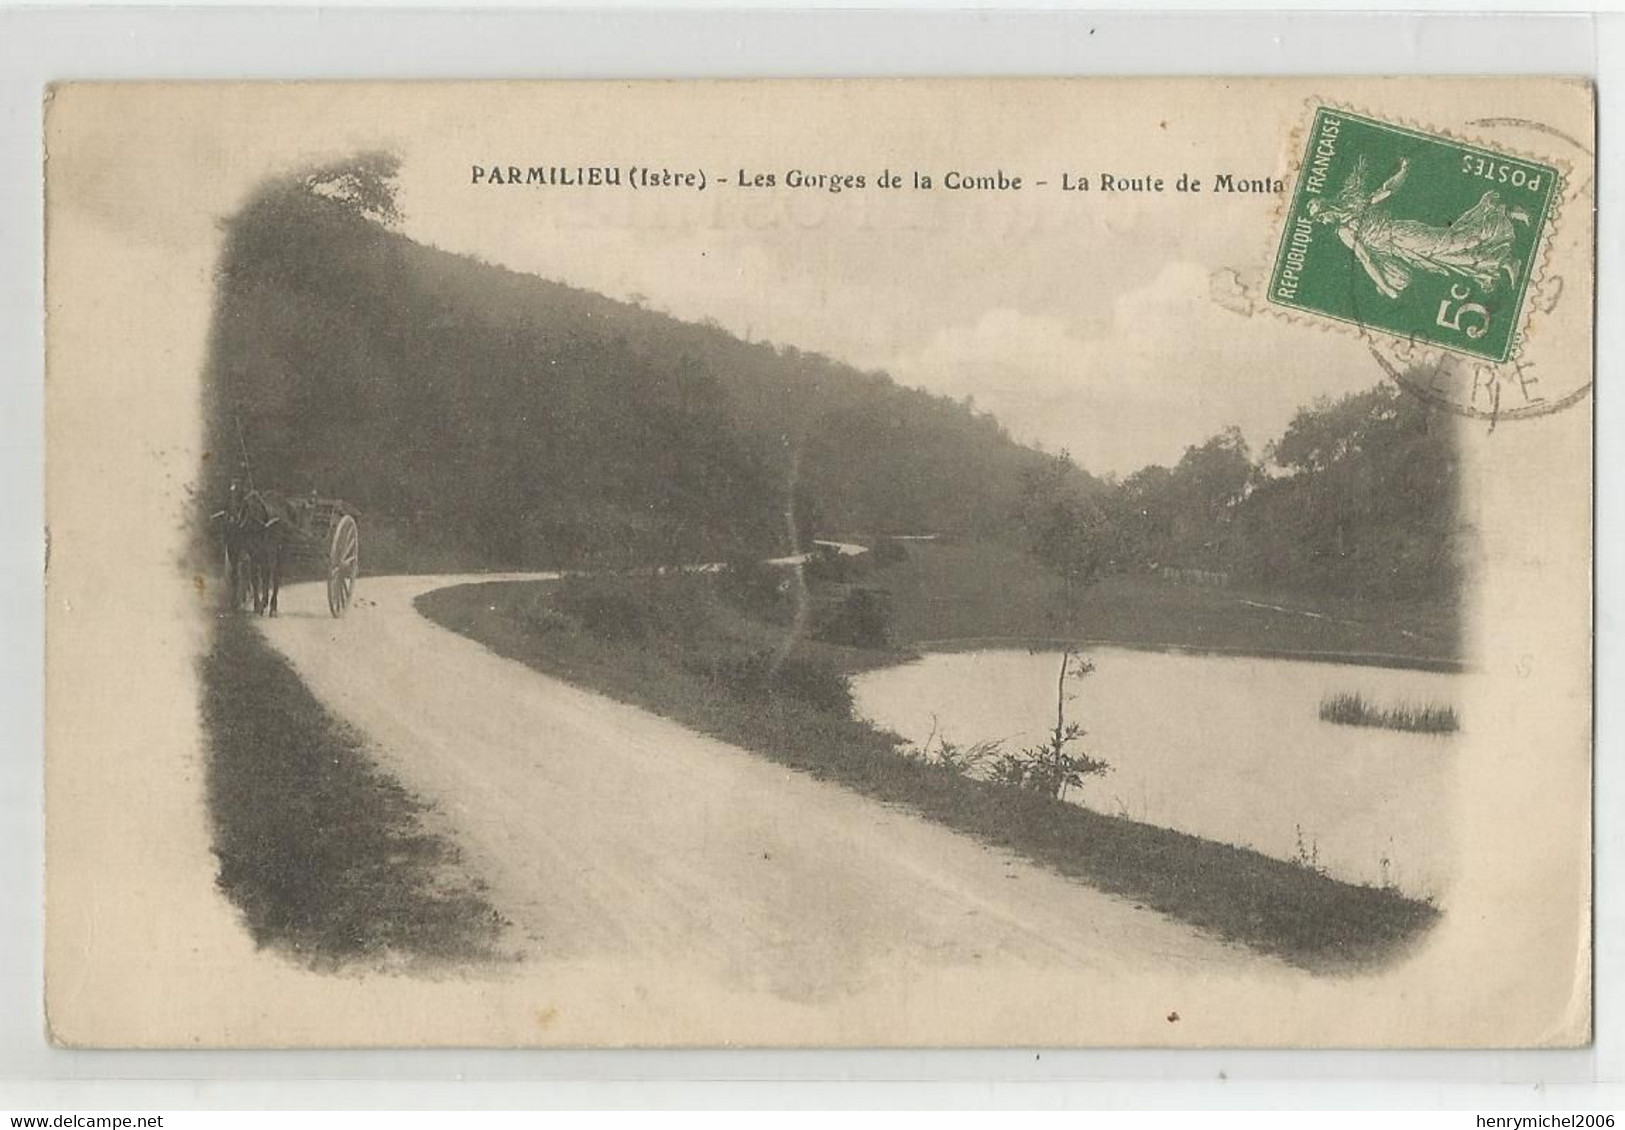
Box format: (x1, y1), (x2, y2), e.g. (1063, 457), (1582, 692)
(201, 614), (510, 970)
(875, 540), (1461, 667)
(418, 574), (1441, 973)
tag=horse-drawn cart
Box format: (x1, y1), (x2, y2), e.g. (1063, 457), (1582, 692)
(219, 486), (361, 618)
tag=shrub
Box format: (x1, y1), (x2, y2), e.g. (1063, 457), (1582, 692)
(815, 587), (893, 649)
(700, 648), (854, 715)
(773, 653), (854, 715)
(990, 650), (1110, 801)
(641, 573), (717, 642)
(550, 572), (715, 644)
(934, 736), (1002, 778)
(551, 575), (657, 641)
(555, 579), (642, 641)
(903, 719), (1002, 778)
(717, 558), (796, 624)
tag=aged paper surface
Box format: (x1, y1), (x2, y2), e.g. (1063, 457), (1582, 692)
(44, 79), (1593, 1047)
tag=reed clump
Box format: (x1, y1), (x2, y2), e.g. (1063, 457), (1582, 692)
(1319, 691), (1459, 733)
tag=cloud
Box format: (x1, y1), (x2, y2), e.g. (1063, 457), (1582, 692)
(885, 261), (1377, 476)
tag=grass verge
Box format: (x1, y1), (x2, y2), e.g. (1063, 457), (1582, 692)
(1320, 691), (1460, 734)
(201, 613), (510, 971)
(418, 576), (1441, 974)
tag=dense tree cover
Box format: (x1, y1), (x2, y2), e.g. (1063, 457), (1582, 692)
(202, 155), (1064, 570)
(1079, 383), (1462, 600)
(203, 154), (1458, 599)
(1014, 451), (1108, 608)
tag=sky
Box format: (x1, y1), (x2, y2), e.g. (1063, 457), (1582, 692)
(46, 79), (1399, 483)
(394, 143), (1385, 479)
(49, 79), (1572, 481)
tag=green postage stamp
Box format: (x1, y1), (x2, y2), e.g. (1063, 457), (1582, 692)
(1269, 107), (1561, 364)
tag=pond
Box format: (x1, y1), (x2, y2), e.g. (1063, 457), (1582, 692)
(851, 647), (1464, 896)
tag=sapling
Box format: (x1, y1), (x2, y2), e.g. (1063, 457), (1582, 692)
(993, 646), (1111, 801)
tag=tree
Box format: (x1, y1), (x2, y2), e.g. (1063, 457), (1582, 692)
(1246, 379), (1457, 597)
(298, 151), (403, 227)
(1109, 463), (1178, 568)
(1164, 425), (1257, 566)
(1017, 449), (1108, 608)
(1007, 450), (1113, 802)
(1175, 425), (1255, 515)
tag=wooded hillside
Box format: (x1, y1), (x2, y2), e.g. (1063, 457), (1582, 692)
(201, 156), (1065, 571)
(201, 154), (1460, 606)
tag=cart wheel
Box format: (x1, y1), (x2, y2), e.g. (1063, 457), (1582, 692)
(326, 513), (359, 618)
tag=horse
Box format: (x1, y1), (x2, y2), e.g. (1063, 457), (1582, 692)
(213, 480), (257, 612)
(233, 487), (302, 617)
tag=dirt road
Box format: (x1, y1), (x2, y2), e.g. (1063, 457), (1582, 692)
(257, 574), (1291, 1001)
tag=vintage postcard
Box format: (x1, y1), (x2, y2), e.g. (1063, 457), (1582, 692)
(43, 78), (1594, 1047)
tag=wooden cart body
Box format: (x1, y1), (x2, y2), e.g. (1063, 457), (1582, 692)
(285, 496), (361, 617)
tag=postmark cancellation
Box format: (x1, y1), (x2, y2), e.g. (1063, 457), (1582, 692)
(1267, 106), (1582, 422)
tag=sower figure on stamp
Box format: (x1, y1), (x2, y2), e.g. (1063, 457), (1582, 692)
(1309, 155), (1531, 300)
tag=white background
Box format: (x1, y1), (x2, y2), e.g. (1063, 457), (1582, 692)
(0, 4), (1618, 1111)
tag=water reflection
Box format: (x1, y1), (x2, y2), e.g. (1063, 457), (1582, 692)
(851, 647), (1462, 895)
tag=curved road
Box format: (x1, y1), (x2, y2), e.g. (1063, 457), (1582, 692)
(257, 574), (1294, 1001)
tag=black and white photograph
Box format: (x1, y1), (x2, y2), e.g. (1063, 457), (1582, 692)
(42, 77), (1594, 1048)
